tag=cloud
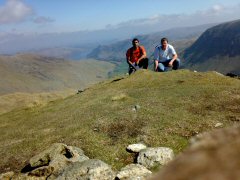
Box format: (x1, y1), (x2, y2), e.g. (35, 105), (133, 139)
(0, 0), (33, 24)
(33, 16), (55, 24)
(106, 3), (240, 33)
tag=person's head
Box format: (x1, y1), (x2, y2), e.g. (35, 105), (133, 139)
(161, 37), (168, 50)
(132, 38), (140, 47)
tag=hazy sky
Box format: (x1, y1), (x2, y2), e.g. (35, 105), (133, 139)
(0, 0), (240, 34)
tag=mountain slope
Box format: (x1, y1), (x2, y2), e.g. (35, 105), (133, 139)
(0, 54), (115, 95)
(0, 70), (239, 173)
(183, 19), (240, 74)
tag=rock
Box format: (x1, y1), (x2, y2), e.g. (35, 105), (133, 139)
(213, 71), (224, 76)
(126, 143), (147, 153)
(28, 166), (54, 177)
(112, 94), (127, 101)
(137, 147), (174, 168)
(77, 89), (84, 94)
(57, 159), (115, 180)
(0, 171), (14, 180)
(23, 143), (89, 178)
(150, 125), (240, 180)
(135, 105), (141, 110)
(132, 105), (141, 112)
(215, 122), (223, 128)
(116, 164), (152, 180)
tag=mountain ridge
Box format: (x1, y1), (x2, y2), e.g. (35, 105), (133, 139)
(183, 19), (240, 74)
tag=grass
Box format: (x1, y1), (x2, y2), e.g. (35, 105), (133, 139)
(0, 69), (239, 173)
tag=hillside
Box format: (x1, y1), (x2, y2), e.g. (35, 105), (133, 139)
(0, 69), (239, 174)
(183, 19), (240, 74)
(0, 54), (115, 95)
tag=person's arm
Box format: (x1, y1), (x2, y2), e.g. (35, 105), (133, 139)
(154, 60), (159, 71)
(169, 54), (178, 67)
(126, 49), (133, 65)
(153, 46), (159, 71)
(168, 46), (178, 66)
(136, 46), (147, 65)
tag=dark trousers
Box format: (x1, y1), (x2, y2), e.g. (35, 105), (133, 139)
(129, 58), (148, 74)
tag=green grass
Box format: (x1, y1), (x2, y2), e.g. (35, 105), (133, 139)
(0, 69), (240, 173)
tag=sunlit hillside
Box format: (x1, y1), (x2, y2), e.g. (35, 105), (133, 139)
(0, 69), (239, 173)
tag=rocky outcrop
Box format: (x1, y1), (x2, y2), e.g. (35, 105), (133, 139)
(5, 142), (175, 179)
(21, 143), (90, 179)
(0, 171), (14, 180)
(57, 159), (115, 180)
(137, 147), (174, 169)
(116, 164), (152, 180)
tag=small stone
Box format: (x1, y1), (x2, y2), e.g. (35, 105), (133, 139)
(215, 123), (223, 128)
(127, 144), (147, 153)
(135, 105), (141, 110)
(77, 89), (84, 94)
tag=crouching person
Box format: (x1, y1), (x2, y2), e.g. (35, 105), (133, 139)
(154, 37), (180, 72)
(126, 38), (148, 75)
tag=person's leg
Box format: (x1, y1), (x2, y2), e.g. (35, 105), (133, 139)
(128, 66), (135, 75)
(172, 59), (180, 70)
(138, 58), (149, 69)
(157, 63), (166, 72)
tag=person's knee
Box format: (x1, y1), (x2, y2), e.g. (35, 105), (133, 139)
(158, 63), (165, 72)
(173, 59), (180, 70)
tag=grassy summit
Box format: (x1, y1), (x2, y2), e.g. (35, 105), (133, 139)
(0, 69), (239, 173)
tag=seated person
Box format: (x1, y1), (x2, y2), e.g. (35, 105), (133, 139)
(126, 38), (148, 74)
(154, 37), (180, 72)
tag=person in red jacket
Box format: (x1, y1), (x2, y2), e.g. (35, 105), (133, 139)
(126, 38), (148, 74)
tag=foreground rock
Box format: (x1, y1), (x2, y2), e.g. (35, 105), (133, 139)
(151, 125), (240, 180)
(0, 171), (14, 180)
(116, 164), (152, 180)
(137, 147), (174, 168)
(22, 143), (89, 179)
(57, 159), (115, 180)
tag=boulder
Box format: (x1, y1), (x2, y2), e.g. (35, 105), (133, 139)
(57, 159), (115, 180)
(23, 143), (89, 179)
(116, 164), (152, 180)
(126, 143), (147, 153)
(0, 171), (14, 180)
(137, 147), (174, 168)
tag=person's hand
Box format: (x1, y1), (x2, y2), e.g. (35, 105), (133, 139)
(168, 61), (173, 67)
(136, 60), (139, 65)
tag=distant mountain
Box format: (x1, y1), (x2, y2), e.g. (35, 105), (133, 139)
(183, 19), (240, 74)
(87, 23), (216, 63)
(0, 54), (115, 95)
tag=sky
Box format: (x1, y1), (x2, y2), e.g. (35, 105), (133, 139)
(0, 0), (240, 34)
(0, 0), (240, 54)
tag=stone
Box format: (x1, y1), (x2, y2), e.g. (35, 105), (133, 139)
(215, 122), (223, 128)
(126, 143), (147, 153)
(57, 159), (115, 180)
(116, 164), (152, 180)
(24, 143), (89, 178)
(137, 147), (174, 168)
(0, 171), (14, 180)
